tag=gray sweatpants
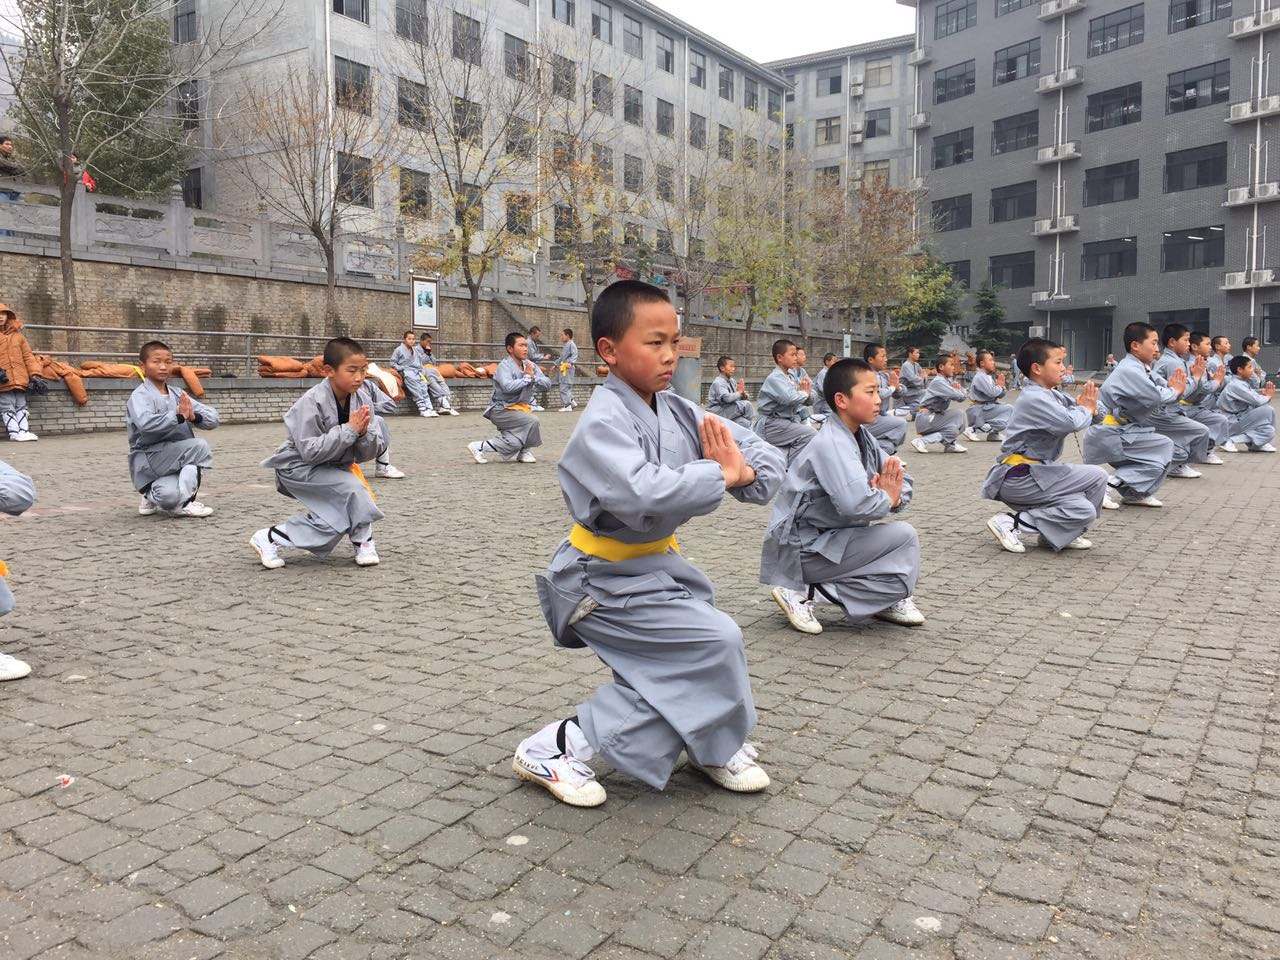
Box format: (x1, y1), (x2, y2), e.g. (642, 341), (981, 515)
(867, 414), (908, 457)
(754, 417), (816, 467)
(558, 371), (575, 408)
(1082, 425), (1174, 497)
(1142, 413), (1212, 465)
(967, 402), (1012, 435)
(272, 463), (384, 554)
(424, 369), (452, 408)
(915, 407), (964, 445)
(1184, 405), (1229, 446)
(992, 462), (1108, 551)
(1227, 405), (1276, 448)
(801, 522), (919, 621)
(402, 374), (434, 414)
(482, 407), (542, 457)
(142, 438), (212, 511)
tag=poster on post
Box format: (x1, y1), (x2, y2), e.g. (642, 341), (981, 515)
(411, 277), (438, 329)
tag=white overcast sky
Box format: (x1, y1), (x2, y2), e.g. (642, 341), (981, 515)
(657, 0), (916, 63)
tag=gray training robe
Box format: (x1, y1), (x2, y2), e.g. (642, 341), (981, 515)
(556, 340), (579, 408)
(898, 360), (926, 411)
(1081, 355), (1176, 496)
(760, 416), (918, 621)
(914, 375), (967, 445)
(967, 371), (1012, 435)
(390, 343), (450, 413)
(811, 366), (831, 416)
(262, 381), (387, 554)
(1217, 377), (1277, 448)
(1246, 354), (1267, 389)
(482, 356), (552, 457)
(0, 459), (36, 615)
(980, 382), (1108, 551)
(1150, 347), (1221, 456)
(705, 373), (755, 427)
(754, 367), (816, 465)
(125, 379), (219, 511)
(534, 373), (784, 790)
(867, 369), (908, 457)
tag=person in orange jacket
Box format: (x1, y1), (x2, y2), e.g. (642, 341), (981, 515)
(0, 304), (46, 441)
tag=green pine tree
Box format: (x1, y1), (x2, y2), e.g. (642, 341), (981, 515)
(970, 280), (1013, 355)
(887, 257), (961, 360)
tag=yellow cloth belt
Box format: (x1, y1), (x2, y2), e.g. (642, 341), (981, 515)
(1102, 414), (1126, 426)
(569, 523), (680, 562)
(0, 560), (8, 577)
(507, 403), (533, 412)
(349, 463), (376, 502)
(559, 363), (570, 375)
(1001, 454), (1040, 467)
(1178, 399), (1193, 405)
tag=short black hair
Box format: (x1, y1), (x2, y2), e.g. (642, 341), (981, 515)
(1243, 335), (1260, 351)
(1190, 331), (1209, 348)
(563, 327), (574, 338)
(1123, 321), (1157, 352)
(771, 338), (796, 361)
(822, 352), (837, 363)
(504, 331), (526, 350)
(862, 343), (885, 361)
(1017, 338), (1062, 377)
(0, 134), (12, 145)
(823, 358), (875, 410)
(1161, 323), (1189, 346)
(933, 353), (953, 369)
(1211, 335), (1229, 350)
(529, 325), (542, 335)
(976, 349), (994, 363)
(716, 354), (733, 371)
(591, 279), (671, 349)
(906, 345), (921, 356)
(402, 329), (416, 339)
(323, 336), (366, 367)
(139, 340), (172, 362)
(1229, 354), (1253, 375)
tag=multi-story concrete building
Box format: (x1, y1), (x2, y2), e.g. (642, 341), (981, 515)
(765, 35), (916, 192)
(898, 0), (1280, 370)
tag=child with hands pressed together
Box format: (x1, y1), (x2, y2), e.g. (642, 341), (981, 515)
(910, 353), (969, 454)
(705, 355), (755, 428)
(1218, 355), (1277, 453)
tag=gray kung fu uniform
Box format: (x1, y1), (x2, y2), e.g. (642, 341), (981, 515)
(125, 380), (219, 511)
(0, 459), (36, 615)
(811, 366), (832, 417)
(526, 338), (550, 406)
(980, 383), (1108, 551)
(869, 369), (908, 456)
(1246, 354), (1267, 389)
(1206, 353), (1231, 409)
(481, 357), (551, 457)
(790, 368), (813, 421)
(706, 374), (755, 427)
(898, 360), (926, 412)
(390, 344), (445, 413)
(1081, 355), (1175, 496)
(1217, 378), (1276, 448)
(754, 367), (816, 466)
(534, 374), (784, 790)
(967, 371), (1012, 435)
(1152, 348), (1226, 452)
(760, 416), (918, 621)
(262, 381), (387, 553)
(557, 340), (579, 407)
(914, 376), (967, 445)
(418, 348), (454, 408)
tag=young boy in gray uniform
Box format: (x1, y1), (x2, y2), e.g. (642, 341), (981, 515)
(526, 325), (549, 411)
(706, 355), (755, 428)
(910, 354), (968, 454)
(390, 330), (441, 418)
(1241, 335), (1267, 389)
(468, 333), (551, 464)
(1150, 323), (1223, 467)
(556, 328), (579, 412)
(1206, 335), (1233, 399)
(863, 344), (908, 457)
(754, 338), (816, 465)
(127, 341), (219, 518)
(514, 280), (785, 808)
(963, 350), (1012, 442)
(0, 459), (35, 681)
(983, 339), (1109, 554)
(417, 334), (459, 415)
(898, 347), (926, 415)
(1082, 322), (1178, 507)
(1219, 355), (1277, 452)
(762, 358), (924, 637)
(251, 338), (387, 569)
(810, 352), (838, 421)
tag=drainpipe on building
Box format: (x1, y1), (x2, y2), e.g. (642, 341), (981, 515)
(324, 0), (335, 204)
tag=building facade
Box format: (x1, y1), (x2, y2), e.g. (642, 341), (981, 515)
(899, 0), (1280, 370)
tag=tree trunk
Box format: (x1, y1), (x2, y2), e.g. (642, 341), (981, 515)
(321, 243), (341, 336)
(58, 177), (80, 343)
(742, 291), (757, 379)
(468, 283), (482, 345)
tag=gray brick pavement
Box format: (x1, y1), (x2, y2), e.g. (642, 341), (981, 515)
(0, 409), (1278, 959)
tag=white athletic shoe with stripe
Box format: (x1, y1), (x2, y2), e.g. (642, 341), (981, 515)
(513, 749), (607, 807)
(691, 743), (770, 793)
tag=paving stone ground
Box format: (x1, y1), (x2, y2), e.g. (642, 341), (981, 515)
(1, 408), (1278, 960)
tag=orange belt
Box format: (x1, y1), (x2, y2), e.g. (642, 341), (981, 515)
(507, 403), (533, 412)
(0, 560), (8, 577)
(349, 463), (376, 502)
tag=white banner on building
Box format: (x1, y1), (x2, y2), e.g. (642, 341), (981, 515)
(411, 277), (438, 329)
(842, 333), (852, 358)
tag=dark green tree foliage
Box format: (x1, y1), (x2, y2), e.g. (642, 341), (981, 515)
(969, 280), (1013, 355)
(887, 256), (960, 358)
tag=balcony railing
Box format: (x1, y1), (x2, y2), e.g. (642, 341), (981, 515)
(1228, 95), (1280, 123)
(1223, 269), (1280, 290)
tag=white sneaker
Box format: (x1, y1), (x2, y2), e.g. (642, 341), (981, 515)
(1260, 442), (1277, 453)
(691, 743), (770, 793)
(517, 450), (537, 463)
(986, 514), (1025, 554)
(1168, 463), (1202, 479)
(558, 405), (574, 412)
(944, 441), (968, 453)
(354, 541), (380, 566)
(1062, 536), (1093, 550)
(176, 501), (213, 518)
(1101, 493), (1121, 510)
(250, 529), (285, 569)
(467, 441), (489, 464)
(374, 464), (405, 479)
(1201, 452), (1224, 465)
(12, 431), (37, 442)
(138, 496), (158, 516)
(910, 436), (929, 455)
(531, 403), (545, 412)
(1121, 493), (1163, 507)
(1219, 440), (1241, 453)
(513, 748), (606, 807)
(0, 652), (32, 681)
(423, 409), (440, 418)
(874, 596), (925, 626)
(994, 431), (1008, 442)
(770, 586), (822, 635)
(963, 427), (982, 442)
(444, 407), (460, 416)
